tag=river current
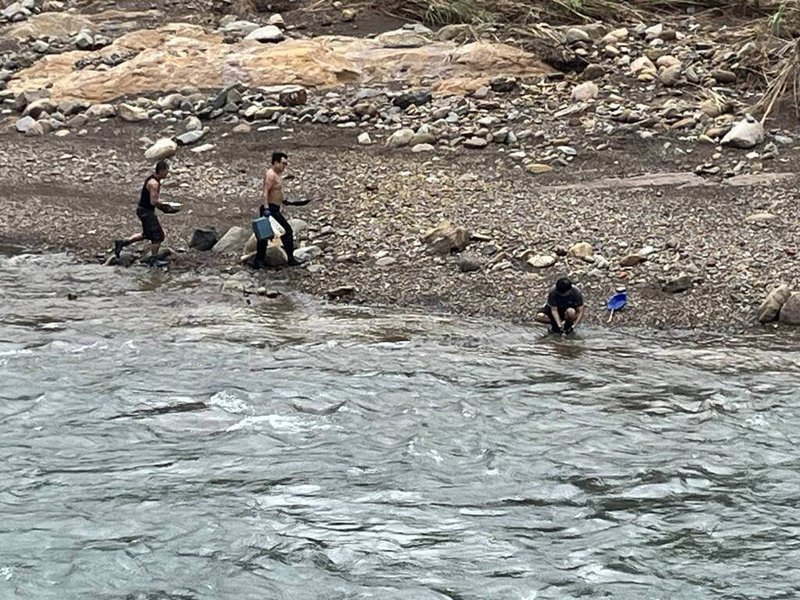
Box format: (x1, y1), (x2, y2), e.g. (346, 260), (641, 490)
(1, 250), (799, 599)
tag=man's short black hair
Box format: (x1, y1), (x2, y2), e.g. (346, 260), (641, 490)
(556, 277), (573, 294)
(272, 151), (288, 164)
(155, 160), (169, 174)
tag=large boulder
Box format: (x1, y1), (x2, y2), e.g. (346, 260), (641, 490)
(213, 226), (251, 254)
(758, 284), (791, 323)
(778, 292), (800, 325)
(145, 138), (177, 161)
(189, 227), (219, 251)
(422, 220), (470, 255)
(721, 115), (765, 149)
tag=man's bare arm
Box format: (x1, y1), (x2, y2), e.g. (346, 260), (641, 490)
(148, 180), (164, 209)
(575, 304), (586, 325)
(262, 170), (275, 202)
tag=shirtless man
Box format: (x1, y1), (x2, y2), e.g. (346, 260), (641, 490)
(255, 151), (306, 268)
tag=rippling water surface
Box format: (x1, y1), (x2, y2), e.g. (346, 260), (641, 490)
(1, 252), (800, 600)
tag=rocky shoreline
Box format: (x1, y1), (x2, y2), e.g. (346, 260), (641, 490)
(3, 0), (800, 332)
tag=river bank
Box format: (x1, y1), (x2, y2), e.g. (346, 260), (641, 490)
(3, 0), (800, 332)
(1, 119), (798, 333)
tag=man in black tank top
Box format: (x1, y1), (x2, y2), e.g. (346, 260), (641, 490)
(113, 160), (171, 265)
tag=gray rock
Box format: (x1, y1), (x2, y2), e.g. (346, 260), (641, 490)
(663, 275), (693, 294)
(23, 98), (57, 119)
(85, 103), (116, 119)
(294, 245), (322, 263)
(463, 136), (488, 149)
(411, 143), (435, 153)
(75, 30), (94, 50)
(457, 253), (483, 272)
(15, 115), (43, 135)
(386, 128), (414, 148)
(327, 286), (356, 299)
(423, 220), (470, 255)
(31, 40), (49, 53)
(357, 132), (372, 145)
(565, 27), (590, 44)
(176, 129), (205, 146)
(779, 292), (800, 325)
(221, 20), (260, 36)
(571, 81), (598, 102)
(758, 284), (791, 323)
(213, 226), (251, 254)
(189, 228), (219, 251)
(59, 100), (88, 117)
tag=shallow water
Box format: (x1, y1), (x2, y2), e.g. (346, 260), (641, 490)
(1, 252), (799, 599)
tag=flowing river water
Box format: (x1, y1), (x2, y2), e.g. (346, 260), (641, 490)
(1, 249), (799, 600)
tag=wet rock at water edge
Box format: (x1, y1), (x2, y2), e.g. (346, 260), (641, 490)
(757, 284), (791, 323)
(327, 286), (356, 299)
(778, 292), (800, 325)
(189, 228), (219, 251)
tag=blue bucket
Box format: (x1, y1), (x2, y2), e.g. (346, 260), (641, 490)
(251, 216), (273, 241)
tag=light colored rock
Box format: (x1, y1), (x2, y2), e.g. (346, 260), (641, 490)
(659, 64), (682, 86)
(463, 136), (488, 149)
(528, 254), (556, 269)
(294, 245), (322, 263)
(357, 131), (372, 145)
(232, 123), (251, 134)
(527, 163), (553, 174)
(568, 242), (593, 260)
(631, 56), (656, 76)
(565, 28), (590, 44)
(85, 103), (116, 119)
(721, 116), (765, 149)
(117, 103), (149, 122)
(144, 138), (177, 160)
(15, 115), (43, 135)
(423, 220), (470, 255)
(8, 26), (553, 103)
(183, 116), (202, 132)
(412, 143), (435, 153)
(745, 212), (777, 223)
(213, 226), (251, 254)
(571, 81), (598, 102)
(779, 292), (800, 325)
(386, 128), (414, 148)
(268, 14), (285, 28)
(244, 25), (285, 43)
(221, 20), (260, 36)
(758, 284), (791, 323)
(190, 143), (215, 153)
(663, 275), (693, 294)
(376, 28), (430, 48)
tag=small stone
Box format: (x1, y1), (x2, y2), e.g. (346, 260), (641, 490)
(412, 143), (435, 153)
(15, 115), (43, 135)
(117, 103), (149, 122)
(565, 27), (590, 44)
(191, 143), (215, 153)
(581, 64), (605, 80)
(386, 128), (414, 148)
(463, 137), (488, 149)
(528, 255), (556, 269)
(189, 228), (219, 251)
(527, 163), (553, 174)
(745, 212), (777, 223)
(75, 30), (94, 50)
(663, 275), (693, 294)
(232, 123), (251, 134)
(85, 103), (116, 119)
(568, 242), (593, 260)
(619, 254), (646, 267)
(721, 116), (764, 149)
(758, 284), (791, 323)
(358, 132), (372, 145)
(712, 69), (737, 84)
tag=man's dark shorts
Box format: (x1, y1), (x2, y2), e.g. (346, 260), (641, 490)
(136, 207), (165, 243)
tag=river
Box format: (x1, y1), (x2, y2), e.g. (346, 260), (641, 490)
(1, 250), (799, 599)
